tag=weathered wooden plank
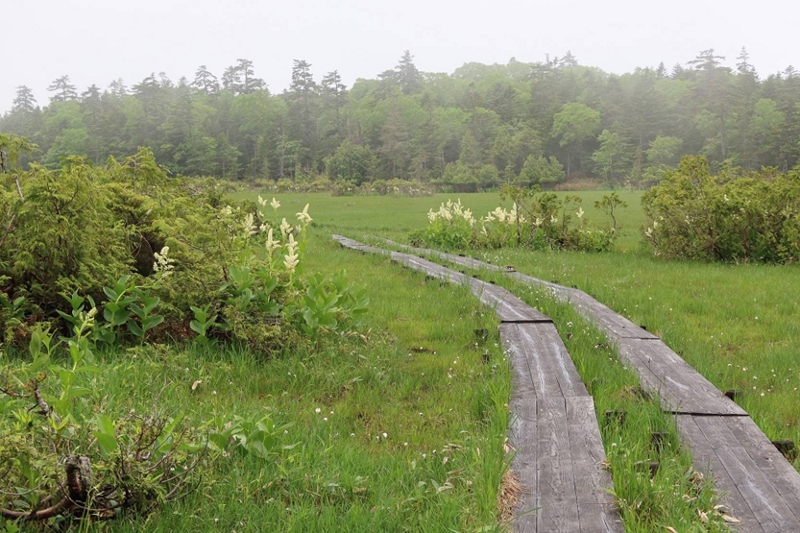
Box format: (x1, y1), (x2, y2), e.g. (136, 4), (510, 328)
(577, 504), (626, 533)
(509, 393), (539, 533)
(617, 339), (747, 416)
(729, 416), (800, 499)
(566, 396), (623, 532)
(677, 415), (760, 532)
(536, 396), (581, 533)
(696, 416), (800, 532)
(479, 284), (551, 323)
(568, 291), (658, 340)
(566, 397), (615, 503)
(506, 271), (579, 301)
(502, 324), (562, 399)
(500, 323), (588, 399)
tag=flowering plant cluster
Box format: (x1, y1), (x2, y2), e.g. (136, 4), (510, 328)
(642, 156), (800, 263)
(410, 188), (622, 252)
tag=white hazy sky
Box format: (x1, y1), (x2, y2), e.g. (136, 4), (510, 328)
(3, 0), (799, 112)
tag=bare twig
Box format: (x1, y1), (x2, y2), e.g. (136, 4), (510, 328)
(32, 381), (62, 426)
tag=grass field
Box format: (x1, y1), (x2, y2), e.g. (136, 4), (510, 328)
(5, 189), (796, 531)
(3, 231), (512, 532)
(239, 191), (800, 462)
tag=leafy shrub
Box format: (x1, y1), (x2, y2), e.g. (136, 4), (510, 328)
(0, 323), (203, 525)
(0, 142), (367, 349)
(642, 156), (800, 262)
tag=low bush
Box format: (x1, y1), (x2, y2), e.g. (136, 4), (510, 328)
(0, 138), (367, 349)
(642, 156), (800, 263)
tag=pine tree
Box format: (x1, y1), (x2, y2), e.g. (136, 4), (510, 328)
(47, 75), (78, 103)
(12, 86), (37, 112)
(192, 65), (220, 94)
(395, 51), (421, 95)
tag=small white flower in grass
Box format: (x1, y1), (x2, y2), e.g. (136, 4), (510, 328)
(270, 197), (281, 210)
(296, 203), (312, 225)
(576, 208), (584, 219)
(315, 407), (321, 413)
(257, 195), (268, 207)
(382, 432), (388, 438)
(550, 215), (558, 224)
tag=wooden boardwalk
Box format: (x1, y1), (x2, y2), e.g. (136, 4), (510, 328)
(381, 241), (800, 532)
(334, 235), (623, 532)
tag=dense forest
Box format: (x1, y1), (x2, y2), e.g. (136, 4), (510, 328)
(2, 49), (800, 186)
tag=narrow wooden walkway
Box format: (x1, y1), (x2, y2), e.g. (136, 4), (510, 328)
(382, 239), (800, 533)
(333, 235), (623, 532)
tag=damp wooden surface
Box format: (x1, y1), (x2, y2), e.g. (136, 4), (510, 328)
(678, 415), (800, 532)
(348, 237), (800, 532)
(616, 339), (747, 416)
(335, 235), (621, 532)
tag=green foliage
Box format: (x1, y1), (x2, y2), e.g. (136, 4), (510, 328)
(208, 414), (296, 459)
(411, 190), (622, 252)
(0, 144), (368, 351)
(5, 50), (800, 186)
(325, 140), (376, 185)
(591, 129), (632, 182)
(410, 199), (477, 249)
(0, 322), (203, 524)
(552, 102), (601, 147)
(517, 154), (565, 186)
(642, 156), (800, 262)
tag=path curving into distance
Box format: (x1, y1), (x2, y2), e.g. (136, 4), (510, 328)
(333, 235), (623, 532)
(379, 238), (800, 533)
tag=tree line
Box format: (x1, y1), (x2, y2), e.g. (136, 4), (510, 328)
(2, 49), (799, 185)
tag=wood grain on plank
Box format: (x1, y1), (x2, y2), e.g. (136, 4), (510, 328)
(509, 393), (539, 533)
(677, 415), (761, 532)
(566, 397), (615, 504)
(695, 416), (800, 532)
(729, 416), (800, 499)
(568, 291), (658, 340)
(501, 323), (588, 399)
(479, 284), (551, 323)
(617, 339), (747, 416)
(536, 396), (581, 533)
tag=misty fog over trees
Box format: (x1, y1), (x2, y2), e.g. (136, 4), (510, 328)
(3, 49), (799, 186)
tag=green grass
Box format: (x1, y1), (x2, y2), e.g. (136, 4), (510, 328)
(2, 233), (510, 532)
(7, 188), (795, 531)
(230, 188), (800, 529)
(250, 190), (799, 465)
